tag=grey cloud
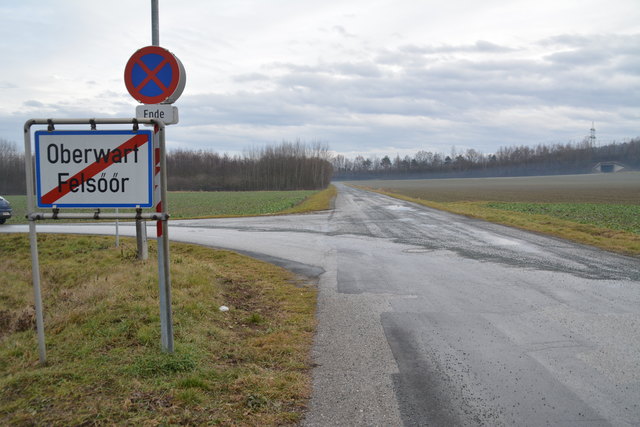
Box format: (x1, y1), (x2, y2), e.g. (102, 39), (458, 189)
(332, 25), (356, 38)
(185, 32), (639, 139)
(180, 92), (324, 128)
(274, 61), (383, 78)
(616, 55), (640, 76)
(399, 40), (515, 55)
(24, 100), (45, 108)
(93, 32), (640, 153)
(539, 34), (593, 47)
(539, 34), (640, 65)
(233, 73), (270, 83)
(7, 32), (633, 158)
(540, 33), (640, 50)
(474, 40), (514, 52)
(544, 48), (612, 67)
(375, 49), (424, 67)
(332, 62), (383, 78)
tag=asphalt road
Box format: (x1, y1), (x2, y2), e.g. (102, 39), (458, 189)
(4, 183), (640, 426)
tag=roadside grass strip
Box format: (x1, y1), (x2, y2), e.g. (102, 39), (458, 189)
(0, 234), (317, 425)
(278, 185), (337, 214)
(357, 186), (640, 257)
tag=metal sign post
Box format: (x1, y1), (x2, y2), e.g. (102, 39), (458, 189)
(152, 0), (159, 47)
(24, 118), (174, 364)
(115, 208), (120, 247)
(154, 121), (173, 352)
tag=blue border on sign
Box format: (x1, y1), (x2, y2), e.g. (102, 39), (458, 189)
(35, 130), (154, 208)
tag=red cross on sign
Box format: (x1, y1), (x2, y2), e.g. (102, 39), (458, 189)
(124, 46), (186, 104)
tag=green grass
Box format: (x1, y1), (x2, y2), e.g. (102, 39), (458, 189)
(0, 234), (317, 425)
(2, 186), (336, 224)
(167, 190), (318, 218)
(486, 203), (640, 234)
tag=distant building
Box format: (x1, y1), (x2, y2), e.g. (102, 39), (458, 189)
(592, 162), (627, 173)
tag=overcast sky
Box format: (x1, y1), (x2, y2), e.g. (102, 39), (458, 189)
(1, 0), (638, 158)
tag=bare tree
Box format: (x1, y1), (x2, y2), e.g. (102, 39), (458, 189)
(167, 141), (332, 191)
(0, 139), (25, 194)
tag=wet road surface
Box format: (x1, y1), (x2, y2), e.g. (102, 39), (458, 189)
(4, 183), (640, 425)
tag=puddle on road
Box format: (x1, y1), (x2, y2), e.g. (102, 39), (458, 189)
(385, 204), (413, 212)
(403, 248), (434, 254)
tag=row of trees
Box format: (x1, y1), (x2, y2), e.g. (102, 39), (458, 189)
(2, 136), (638, 194)
(0, 139), (332, 194)
(168, 141), (332, 191)
(0, 139), (25, 195)
(332, 138), (640, 180)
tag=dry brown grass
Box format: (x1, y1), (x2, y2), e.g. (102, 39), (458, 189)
(0, 233), (317, 425)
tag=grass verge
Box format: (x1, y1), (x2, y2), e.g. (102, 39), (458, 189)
(279, 185), (337, 215)
(0, 234), (317, 425)
(356, 186), (640, 257)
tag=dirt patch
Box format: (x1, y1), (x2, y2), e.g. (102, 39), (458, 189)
(0, 306), (35, 338)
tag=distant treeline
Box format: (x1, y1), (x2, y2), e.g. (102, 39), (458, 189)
(168, 141), (332, 191)
(2, 136), (639, 195)
(0, 139), (332, 194)
(332, 138), (640, 180)
(0, 139), (25, 195)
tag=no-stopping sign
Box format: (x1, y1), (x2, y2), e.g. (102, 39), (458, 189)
(35, 130), (153, 208)
(124, 46), (186, 104)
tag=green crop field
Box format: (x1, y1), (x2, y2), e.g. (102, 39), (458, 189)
(485, 202), (640, 234)
(2, 187), (334, 224)
(166, 190), (318, 218)
(353, 172), (640, 256)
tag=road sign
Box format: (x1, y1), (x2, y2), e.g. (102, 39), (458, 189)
(35, 130), (153, 208)
(124, 46), (186, 104)
(136, 104), (179, 124)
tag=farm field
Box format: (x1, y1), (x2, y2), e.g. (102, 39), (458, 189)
(355, 172), (640, 204)
(165, 190), (318, 218)
(353, 172), (640, 256)
(1, 186), (335, 224)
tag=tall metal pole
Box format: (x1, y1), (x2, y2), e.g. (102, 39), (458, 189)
(152, 0), (159, 46)
(155, 123), (173, 352)
(150, 0), (172, 352)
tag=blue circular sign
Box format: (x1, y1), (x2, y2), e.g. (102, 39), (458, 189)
(124, 46), (186, 104)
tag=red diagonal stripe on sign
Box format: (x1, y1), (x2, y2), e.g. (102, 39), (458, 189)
(41, 134), (148, 205)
